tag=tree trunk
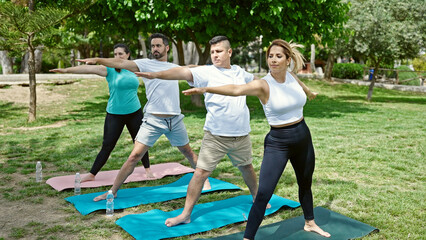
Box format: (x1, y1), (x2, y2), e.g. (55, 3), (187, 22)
(35, 47), (42, 73)
(366, 63), (380, 101)
(175, 40), (185, 66)
(28, 36), (36, 122)
(0, 50), (13, 74)
(21, 52), (28, 73)
(138, 34), (148, 58)
(324, 52), (335, 80)
(310, 44), (316, 73)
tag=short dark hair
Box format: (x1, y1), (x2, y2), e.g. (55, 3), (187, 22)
(149, 33), (169, 46)
(209, 35), (229, 46)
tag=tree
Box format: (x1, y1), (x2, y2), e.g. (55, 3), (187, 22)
(0, 1), (69, 121)
(105, 0), (349, 105)
(345, 0), (425, 101)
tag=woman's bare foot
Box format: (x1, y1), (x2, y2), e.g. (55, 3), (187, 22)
(145, 168), (155, 178)
(165, 214), (191, 227)
(202, 178), (211, 190)
(304, 219), (331, 237)
(81, 173), (95, 183)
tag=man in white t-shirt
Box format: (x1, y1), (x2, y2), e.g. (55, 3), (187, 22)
(78, 33), (201, 201)
(137, 36), (260, 227)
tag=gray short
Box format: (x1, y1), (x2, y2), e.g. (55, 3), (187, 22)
(196, 130), (253, 172)
(135, 113), (189, 147)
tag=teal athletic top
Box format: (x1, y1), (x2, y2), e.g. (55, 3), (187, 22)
(105, 67), (141, 115)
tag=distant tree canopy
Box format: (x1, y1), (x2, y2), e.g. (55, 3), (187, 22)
(105, 0), (349, 64)
(343, 0), (425, 100)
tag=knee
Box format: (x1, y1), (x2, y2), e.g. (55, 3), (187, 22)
(193, 168), (210, 181)
(127, 153), (143, 164)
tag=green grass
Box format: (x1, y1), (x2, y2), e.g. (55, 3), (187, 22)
(0, 78), (425, 239)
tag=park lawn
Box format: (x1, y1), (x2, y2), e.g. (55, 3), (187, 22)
(0, 77), (424, 240)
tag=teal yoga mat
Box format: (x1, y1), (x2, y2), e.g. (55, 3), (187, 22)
(116, 194), (300, 240)
(202, 206), (379, 240)
(65, 173), (240, 215)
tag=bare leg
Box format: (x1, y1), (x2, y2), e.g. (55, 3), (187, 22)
(165, 168), (211, 227)
(177, 144), (211, 190)
(238, 164), (258, 198)
(238, 164), (271, 208)
(81, 173), (95, 183)
(93, 141), (150, 201)
(304, 219), (331, 237)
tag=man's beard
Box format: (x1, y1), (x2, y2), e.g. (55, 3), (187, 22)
(152, 51), (164, 59)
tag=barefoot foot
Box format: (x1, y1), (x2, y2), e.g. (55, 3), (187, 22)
(304, 220), (330, 238)
(165, 214), (191, 227)
(202, 178), (211, 190)
(81, 173), (95, 183)
(145, 168), (155, 178)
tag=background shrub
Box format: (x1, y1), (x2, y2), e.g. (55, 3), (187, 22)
(332, 63), (364, 79)
(397, 65), (420, 86)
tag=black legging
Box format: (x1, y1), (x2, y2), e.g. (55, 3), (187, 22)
(89, 108), (149, 175)
(244, 119), (315, 239)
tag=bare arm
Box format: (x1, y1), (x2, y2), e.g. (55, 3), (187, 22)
(50, 65), (107, 77)
(76, 58), (139, 72)
(135, 66), (194, 83)
(290, 72), (318, 100)
(183, 79), (269, 104)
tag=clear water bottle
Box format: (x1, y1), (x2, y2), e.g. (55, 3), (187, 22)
(74, 173), (81, 195)
(35, 161), (42, 183)
(106, 190), (114, 217)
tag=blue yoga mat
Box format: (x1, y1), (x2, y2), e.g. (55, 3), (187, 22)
(116, 194), (300, 240)
(65, 173), (241, 215)
(202, 206), (379, 240)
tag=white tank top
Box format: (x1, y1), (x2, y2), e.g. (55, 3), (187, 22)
(261, 72), (306, 125)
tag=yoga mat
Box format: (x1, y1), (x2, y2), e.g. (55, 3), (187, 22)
(203, 206), (379, 240)
(116, 194), (300, 240)
(65, 173), (241, 215)
(47, 162), (194, 191)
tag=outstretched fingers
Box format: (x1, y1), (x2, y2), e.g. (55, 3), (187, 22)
(182, 88), (203, 96)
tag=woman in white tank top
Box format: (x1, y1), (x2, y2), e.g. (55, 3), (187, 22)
(183, 39), (330, 239)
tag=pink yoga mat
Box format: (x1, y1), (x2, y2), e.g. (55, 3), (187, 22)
(46, 162), (194, 191)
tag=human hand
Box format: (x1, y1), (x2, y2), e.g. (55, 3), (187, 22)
(76, 58), (98, 65)
(93, 191), (116, 202)
(134, 72), (157, 79)
(308, 91), (318, 100)
(182, 87), (206, 96)
(49, 69), (67, 73)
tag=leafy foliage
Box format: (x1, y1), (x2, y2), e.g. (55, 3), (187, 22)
(106, 0), (349, 64)
(397, 65), (420, 86)
(332, 63), (364, 79)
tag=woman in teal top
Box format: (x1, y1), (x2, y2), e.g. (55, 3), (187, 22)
(50, 43), (150, 182)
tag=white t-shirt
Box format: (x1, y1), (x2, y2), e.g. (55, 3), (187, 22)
(189, 65), (254, 136)
(134, 59), (181, 115)
(261, 72), (306, 125)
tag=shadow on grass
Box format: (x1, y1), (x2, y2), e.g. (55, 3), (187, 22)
(337, 95), (426, 104)
(0, 102), (26, 119)
(304, 95), (375, 118)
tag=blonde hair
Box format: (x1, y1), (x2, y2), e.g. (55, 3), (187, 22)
(266, 39), (305, 73)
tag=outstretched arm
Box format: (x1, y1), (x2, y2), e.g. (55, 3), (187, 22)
(76, 58), (139, 72)
(50, 65), (107, 77)
(290, 72), (318, 100)
(135, 66), (194, 83)
(183, 79), (269, 104)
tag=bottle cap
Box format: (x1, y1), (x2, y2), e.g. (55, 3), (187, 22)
(108, 190), (113, 194)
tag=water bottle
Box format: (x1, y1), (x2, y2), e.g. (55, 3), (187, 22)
(35, 161), (42, 183)
(106, 190), (114, 216)
(74, 173), (81, 195)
